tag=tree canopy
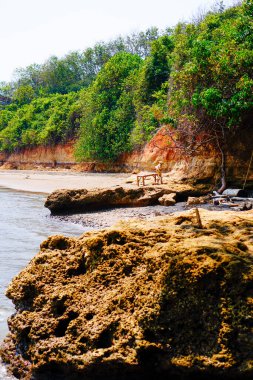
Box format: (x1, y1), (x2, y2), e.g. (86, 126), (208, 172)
(75, 52), (142, 161)
(0, 1), (251, 171)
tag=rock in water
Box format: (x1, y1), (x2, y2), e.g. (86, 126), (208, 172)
(1, 209), (253, 380)
(44, 187), (173, 214)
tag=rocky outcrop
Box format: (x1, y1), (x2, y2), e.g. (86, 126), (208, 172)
(44, 186), (181, 215)
(1, 209), (253, 380)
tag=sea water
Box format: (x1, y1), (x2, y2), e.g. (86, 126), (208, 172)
(0, 188), (85, 379)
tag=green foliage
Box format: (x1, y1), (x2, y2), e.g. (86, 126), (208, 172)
(10, 28), (162, 97)
(168, 1), (253, 138)
(0, 2), (251, 165)
(0, 93), (80, 152)
(0, 27), (165, 157)
(75, 36), (174, 160)
(130, 106), (159, 147)
(135, 35), (174, 104)
(130, 36), (174, 147)
(0, 82), (13, 98)
(12, 85), (35, 106)
(75, 53), (142, 161)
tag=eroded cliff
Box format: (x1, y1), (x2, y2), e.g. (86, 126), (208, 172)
(0, 127), (252, 189)
(1, 209), (253, 380)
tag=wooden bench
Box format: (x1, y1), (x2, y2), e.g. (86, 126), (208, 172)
(137, 173), (163, 186)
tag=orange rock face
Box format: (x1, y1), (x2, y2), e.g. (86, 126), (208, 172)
(0, 142), (75, 170)
(0, 127), (252, 188)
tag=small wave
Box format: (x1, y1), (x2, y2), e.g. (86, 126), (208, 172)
(0, 361), (16, 380)
(0, 310), (9, 324)
(0, 308), (10, 322)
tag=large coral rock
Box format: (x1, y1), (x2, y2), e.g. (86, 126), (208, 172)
(1, 210), (253, 380)
(44, 187), (174, 214)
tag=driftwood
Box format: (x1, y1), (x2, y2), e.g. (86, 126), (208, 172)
(211, 195), (253, 202)
(212, 195), (228, 199)
(219, 203), (239, 207)
(195, 208), (203, 229)
(231, 197), (253, 202)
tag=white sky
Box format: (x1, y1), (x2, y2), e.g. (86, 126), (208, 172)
(0, 0), (237, 82)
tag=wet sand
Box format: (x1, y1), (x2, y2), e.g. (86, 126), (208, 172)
(0, 169), (130, 194)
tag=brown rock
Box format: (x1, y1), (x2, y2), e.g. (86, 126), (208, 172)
(44, 187), (173, 214)
(240, 202), (253, 211)
(1, 209), (253, 380)
(187, 196), (209, 206)
(158, 193), (177, 206)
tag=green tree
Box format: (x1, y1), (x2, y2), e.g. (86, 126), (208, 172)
(12, 85), (35, 106)
(75, 52), (142, 161)
(166, 1), (253, 191)
(0, 92), (79, 151)
(130, 35), (174, 147)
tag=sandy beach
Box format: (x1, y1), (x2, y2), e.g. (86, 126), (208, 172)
(0, 170), (130, 194)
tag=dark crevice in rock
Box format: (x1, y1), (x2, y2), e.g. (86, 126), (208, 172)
(85, 312), (94, 321)
(94, 322), (119, 349)
(55, 319), (70, 337)
(17, 326), (31, 359)
(51, 296), (68, 317)
(66, 256), (86, 277)
(94, 328), (114, 349)
(106, 231), (127, 246)
(55, 312), (78, 337)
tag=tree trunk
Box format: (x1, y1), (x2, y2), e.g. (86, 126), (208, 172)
(217, 145), (226, 194)
(214, 124), (227, 194)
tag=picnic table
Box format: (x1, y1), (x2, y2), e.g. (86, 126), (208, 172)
(137, 173), (163, 186)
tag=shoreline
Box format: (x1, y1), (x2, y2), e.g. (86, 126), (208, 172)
(0, 169), (131, 194)
(0, 168), (199, 231)
(1, 169), (251, 230)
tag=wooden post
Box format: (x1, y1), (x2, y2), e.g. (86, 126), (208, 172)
(195, 208), (203, 229)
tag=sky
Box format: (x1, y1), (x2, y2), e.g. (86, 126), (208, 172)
(0, 0), (237, 82)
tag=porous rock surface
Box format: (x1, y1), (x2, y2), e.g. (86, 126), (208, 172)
(1, 209), (253, 380)
(44, 186), (175, 214)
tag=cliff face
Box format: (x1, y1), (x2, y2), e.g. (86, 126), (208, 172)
(0, 127), (252, 187)
(1, 209), (253, 380)
(120, 127), (253, 187)
(0, 142), (75, 170)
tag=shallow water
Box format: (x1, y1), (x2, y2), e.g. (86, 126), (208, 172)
(0, 188), (85, 379)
